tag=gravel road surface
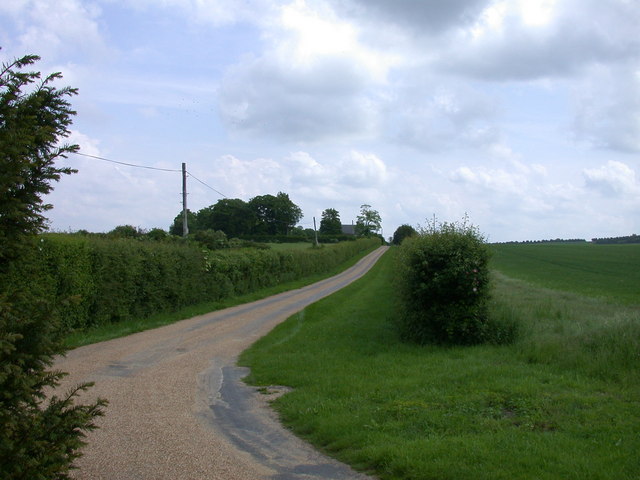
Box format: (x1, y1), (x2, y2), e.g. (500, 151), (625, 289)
(55, 246), (388, 479)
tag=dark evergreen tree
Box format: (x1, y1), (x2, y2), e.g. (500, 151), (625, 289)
(392, 224), (417, 245)
(319, 208), (342, 235)
(169, 209), (197, 236)
(0, 52), (106, 479)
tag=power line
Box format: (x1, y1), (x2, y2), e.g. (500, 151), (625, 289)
(72, 152), (182, 172)
(187, 171), (227, 198)
(71, 151), (227, 200)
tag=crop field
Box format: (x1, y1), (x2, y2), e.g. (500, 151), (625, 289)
(241, 246), (640, 480)
(490, 243), (640, 305)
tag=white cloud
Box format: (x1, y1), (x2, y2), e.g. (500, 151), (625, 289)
(338, 150), (388, 187)
(450, 165), (524, 195)
(66, 129), (102, 156)
(278, 0), (399, 81)
(572, 63), (640, 152)
(438, 0), (640, 80)
(0, 0), (107, 61)
(207, 149), (388, 199)
(583, 161), (640, 197)
(217, 53), (377, 142)
(391, 81), (500, 151)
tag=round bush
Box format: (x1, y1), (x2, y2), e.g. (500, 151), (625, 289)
(395, 219), (492, 345)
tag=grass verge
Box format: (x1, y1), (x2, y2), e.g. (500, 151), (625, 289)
(240, 248), (640, 480)
(64, 245), (379, 348)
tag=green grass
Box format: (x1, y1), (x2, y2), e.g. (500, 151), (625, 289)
(240, 249), (640, 480)
(64, 244), (377, 348)
(490, 243), (640, 305)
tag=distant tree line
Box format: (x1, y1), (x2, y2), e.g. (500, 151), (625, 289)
(68, 201), (384, 249)
(169, 200), (383, 243)
(495, 238), (587, 245)
(591, 234), (640, 245)
(495, 234), (640, 245)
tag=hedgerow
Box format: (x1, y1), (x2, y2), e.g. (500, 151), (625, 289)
(7, 235), (380, 331)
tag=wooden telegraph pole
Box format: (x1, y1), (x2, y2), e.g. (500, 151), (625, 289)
(313, 216), (319, 247)
(182, 162), (188, 237)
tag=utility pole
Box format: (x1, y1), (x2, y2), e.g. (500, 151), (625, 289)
(182, 162), (188, 237)
(313, 216), (319, 247)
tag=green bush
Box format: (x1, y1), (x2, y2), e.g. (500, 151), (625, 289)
(192, 229), (228, 250)
(395, 219), (498, 345)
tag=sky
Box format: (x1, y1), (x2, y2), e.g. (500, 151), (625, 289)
(1, 0), (639, 242)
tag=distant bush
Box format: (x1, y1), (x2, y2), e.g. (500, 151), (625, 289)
(395, 218), (508, 345)
(392, 224), (417, 245)
(108, 224), (144, 238)
(193, 229), (228, 250)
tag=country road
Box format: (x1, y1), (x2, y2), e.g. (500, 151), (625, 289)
(56, 246), (388, 480)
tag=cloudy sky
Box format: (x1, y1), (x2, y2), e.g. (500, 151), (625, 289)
(2, 0), (639, 242)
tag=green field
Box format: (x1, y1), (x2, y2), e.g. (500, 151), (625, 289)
(241, 246), (640, 480)
(490, 243), (640, 305)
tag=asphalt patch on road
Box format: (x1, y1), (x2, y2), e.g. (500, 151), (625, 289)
(211, 365), (373, 480)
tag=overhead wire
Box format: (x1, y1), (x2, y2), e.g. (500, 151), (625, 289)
(186, 171), (227, 198)
(72, 151), (182, 172)
(71, 151), (227, 199)
(68, 152), (299, 227)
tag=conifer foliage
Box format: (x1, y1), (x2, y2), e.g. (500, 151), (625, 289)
(0, 52), (106, 479)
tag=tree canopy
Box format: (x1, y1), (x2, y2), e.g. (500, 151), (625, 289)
(392, 224), (417, 245)
(249, 192), (303, 235)
(319, 208), (342, 235)
(169, 193), (303, 238)
(355, 204), (382, 237)
(199, 198), (256, 237)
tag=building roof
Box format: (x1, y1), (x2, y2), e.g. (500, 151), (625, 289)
(341, 224), (356, 235)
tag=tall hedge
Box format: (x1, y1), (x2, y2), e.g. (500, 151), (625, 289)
(7, 235), (380, 331)
(395, 220), (494, 345)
